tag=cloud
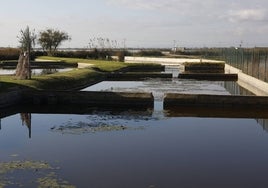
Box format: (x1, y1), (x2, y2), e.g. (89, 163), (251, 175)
(107, 0), (176, 10)
(106, 0), (209, 12)
(228, 9), (268, 22)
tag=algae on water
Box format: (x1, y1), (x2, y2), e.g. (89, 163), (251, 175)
(0, 160), (75, 188)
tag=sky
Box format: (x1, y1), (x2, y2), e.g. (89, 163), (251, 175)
(1, 0), (268, 48)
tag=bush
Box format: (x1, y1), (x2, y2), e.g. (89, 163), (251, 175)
(0, 48), (20, 60)
(0, 48), (49, 61)
(135, 50), (164, 57)
(51, 49), (112, 60)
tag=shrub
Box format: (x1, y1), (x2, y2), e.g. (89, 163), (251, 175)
(0, 48), (20, 60)
(135, 50), (164, 57)
(51, 49), (112, 60)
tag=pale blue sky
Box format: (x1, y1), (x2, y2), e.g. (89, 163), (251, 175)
(1, 0), (268, 48)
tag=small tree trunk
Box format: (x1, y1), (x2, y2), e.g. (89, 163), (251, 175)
(16, 53), (24, 78)
(27, 44), (31, 79)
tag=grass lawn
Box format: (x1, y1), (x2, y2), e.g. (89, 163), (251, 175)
(37, 56), (128, 72)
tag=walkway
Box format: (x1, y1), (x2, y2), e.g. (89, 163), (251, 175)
(125, 56), (223, 66)
(78, 62), (93, 68)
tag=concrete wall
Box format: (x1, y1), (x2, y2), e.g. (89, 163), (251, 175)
(164, 93), (268, 108)
(178, 73), (238, 81)
(225, 64), (268, 96)
(21, 90), (154, 109)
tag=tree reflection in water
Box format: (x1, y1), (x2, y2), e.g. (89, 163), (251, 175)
(20, 113), (31, 138)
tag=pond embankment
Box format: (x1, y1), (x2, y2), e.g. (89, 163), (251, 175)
(164, 93), (268, 108)
(2, 56), (268, 114)
(22, 90), (154, 108)
(225, 64), (268, 96)
(0, 90), (154, 113)
(164, 93), (268, 118)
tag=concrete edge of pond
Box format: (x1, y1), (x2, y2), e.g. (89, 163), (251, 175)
(225, 64), (268, 96)
(20, 90), (154, 109)
(178, 73), (238, 81)
(164, 106), (268, 118)
(0, 90), (154, 112)
(163, 93), (268, 108)
(107, 73), (172, 80)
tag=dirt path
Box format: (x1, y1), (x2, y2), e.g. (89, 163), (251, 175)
(78, 62), (93, 68)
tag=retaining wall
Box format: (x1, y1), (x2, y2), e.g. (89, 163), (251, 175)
(178, 73), (238, 81)
(164, 106), (268, 118)
(164, 93), (268, 108)
(21, 90), (154, 109)
(225, 64), (268, 96)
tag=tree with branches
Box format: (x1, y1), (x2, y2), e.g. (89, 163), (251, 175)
(38, 29), (71, 56)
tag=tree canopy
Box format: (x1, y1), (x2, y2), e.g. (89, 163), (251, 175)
(38, 29), (71, 56)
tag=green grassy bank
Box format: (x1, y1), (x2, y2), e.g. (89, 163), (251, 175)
(0, 68), (104, 91)
(0, 57), (162, 91)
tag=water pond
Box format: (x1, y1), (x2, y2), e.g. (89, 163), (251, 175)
(1, 77), (268, 188)
(0, 68), (73, 76)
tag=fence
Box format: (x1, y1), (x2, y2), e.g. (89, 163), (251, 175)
(220, 48), (268, 83)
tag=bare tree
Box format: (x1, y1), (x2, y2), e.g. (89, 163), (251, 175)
(17, 26), (36, 79)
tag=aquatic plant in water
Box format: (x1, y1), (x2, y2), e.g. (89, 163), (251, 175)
(49, 110), (161, 135)
(51, 121), (144, 135)
(0, 160), (75, 187)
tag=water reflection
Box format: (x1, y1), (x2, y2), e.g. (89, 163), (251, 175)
(0, 108), (156, 138)
(20, 113), (31, 138)
(258, 119), (268, 132)
(224, 81), (255, 95)
(2, 111), (268, 187)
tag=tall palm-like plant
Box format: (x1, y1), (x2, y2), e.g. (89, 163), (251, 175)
(17, 26), (36, 79)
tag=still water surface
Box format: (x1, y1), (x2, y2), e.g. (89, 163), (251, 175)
(0, 68), (73, 75)
(1, 78), (268, 187)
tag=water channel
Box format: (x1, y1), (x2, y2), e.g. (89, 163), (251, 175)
(1, 66), (268, 187)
